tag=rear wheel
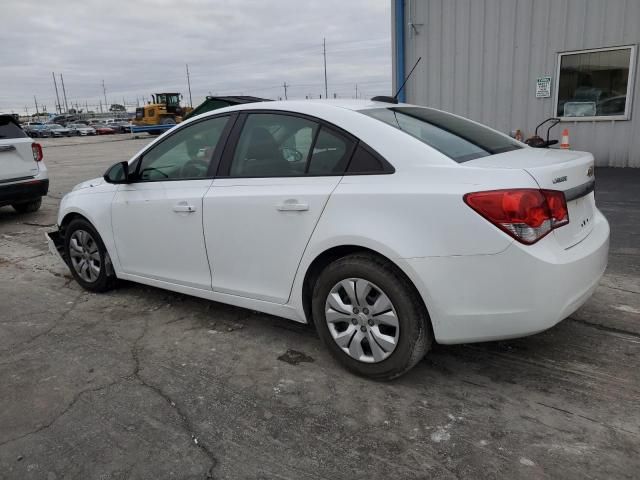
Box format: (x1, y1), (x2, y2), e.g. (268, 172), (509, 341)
(311, 253), (431, 380)
(64, 218), (116, 292)
(12, 198), (42, 213)
(160, 117), (176, 125)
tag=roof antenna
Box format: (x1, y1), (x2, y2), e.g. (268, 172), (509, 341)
(372, 56), (422, 104)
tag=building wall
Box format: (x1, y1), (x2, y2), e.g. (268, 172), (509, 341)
(392, 0), (640, 167)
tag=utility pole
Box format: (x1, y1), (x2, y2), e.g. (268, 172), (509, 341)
(99, 100), (103, 114)
(283, 81), (289, 100)
(102, 80), (108, 111)
(33, 96), (39, 117)
(60, 74), (69, 113)
(186, 64), (193, 107)
(52, 72), (62, 114)
(355, 84), (358, 99)
(323, 37), (328, 99)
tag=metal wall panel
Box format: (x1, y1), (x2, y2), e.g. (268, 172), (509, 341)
(394, 0), (640, 167)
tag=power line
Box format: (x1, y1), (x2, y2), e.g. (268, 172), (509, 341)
(102, 80), (108, 110)
(186, 64), (193, 108)
(60, 74), (69, 113)
(323, 37), (328, 99)
(52, 73), (62, 114)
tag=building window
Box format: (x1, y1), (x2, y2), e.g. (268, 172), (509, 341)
(555, 45), (636, 120)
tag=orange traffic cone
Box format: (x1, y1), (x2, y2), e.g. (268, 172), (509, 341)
(514, 129), (523, 142)
(560, 128), (570, 149)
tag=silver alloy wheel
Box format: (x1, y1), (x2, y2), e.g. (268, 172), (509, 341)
(69, 230), (101, 283)
(325, 278), (400, 363)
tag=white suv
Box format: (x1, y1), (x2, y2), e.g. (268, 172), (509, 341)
(0, 115), (48, 213)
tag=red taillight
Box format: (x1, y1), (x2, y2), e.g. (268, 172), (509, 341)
(464, 189), (569, 244)
(32, 143), (43, 162)
(543, 189), (569, 228)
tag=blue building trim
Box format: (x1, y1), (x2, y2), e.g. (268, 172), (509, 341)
(394, 0), (405, 102)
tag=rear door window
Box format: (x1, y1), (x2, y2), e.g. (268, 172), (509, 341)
(362, 107), (521, 163)
(0, 117), (27, 139)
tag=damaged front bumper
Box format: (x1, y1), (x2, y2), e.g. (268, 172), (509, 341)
(46, 228), (68, 266)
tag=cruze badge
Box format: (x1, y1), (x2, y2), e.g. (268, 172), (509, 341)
(552, 175), (567, 184)
(587, 166), (594, 177)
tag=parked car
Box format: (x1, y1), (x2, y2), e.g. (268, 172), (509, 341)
(46, 124), (72, 137)
(110, 121), (132, 133)
(94, 124), (116, 135)
(22, 121), (44, 131)
(47, 100), (609, 379)
(68, 123), (96, 136)
(25, 124), (51, 138)
(0, 114), (48, 213)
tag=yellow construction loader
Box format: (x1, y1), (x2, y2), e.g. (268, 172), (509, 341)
(133, 93), (193, 127)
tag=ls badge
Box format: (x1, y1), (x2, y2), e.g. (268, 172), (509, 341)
(552, 175), (567, 184)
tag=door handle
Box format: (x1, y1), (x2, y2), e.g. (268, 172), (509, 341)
(276, 199), (309, 211)
(0, 145), (16, 152)
(173, 203), (196, 213)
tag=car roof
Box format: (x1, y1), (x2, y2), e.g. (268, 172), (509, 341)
(185, 99), (414, 126)
(218, 98), (399, 114)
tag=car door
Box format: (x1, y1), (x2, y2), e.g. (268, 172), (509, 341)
(111, 115), (233, 289)
(203, 111), (355, 304)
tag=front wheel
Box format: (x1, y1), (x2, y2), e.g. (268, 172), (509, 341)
(64, 218), (116, 292)
(311, 253), (432, 380)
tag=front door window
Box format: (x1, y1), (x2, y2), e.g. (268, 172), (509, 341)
(137, 116), (229, 181)
(229, 113), (318, 177)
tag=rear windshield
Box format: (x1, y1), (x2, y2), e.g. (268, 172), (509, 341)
(0, 116), (27, 139)
(362, 107), (522, 163)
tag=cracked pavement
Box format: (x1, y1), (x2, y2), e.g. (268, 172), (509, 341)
(0, 136), (639, 479)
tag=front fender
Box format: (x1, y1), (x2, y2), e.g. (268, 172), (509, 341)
(57, 186), (121, 273)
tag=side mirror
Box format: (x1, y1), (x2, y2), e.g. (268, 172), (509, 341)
(103, 161), (131, 184)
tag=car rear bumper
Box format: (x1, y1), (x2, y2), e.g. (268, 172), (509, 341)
(0, 178), (49, 207)
(406, 209), (610, 344)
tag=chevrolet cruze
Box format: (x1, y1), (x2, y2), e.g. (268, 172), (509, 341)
(47, 100), (609, 379)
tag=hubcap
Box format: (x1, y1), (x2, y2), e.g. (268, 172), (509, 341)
(69, 230), (101, 283)
(325, 278), (400, 363)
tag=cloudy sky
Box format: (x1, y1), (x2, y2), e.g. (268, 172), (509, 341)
(0, 0), (391, 114)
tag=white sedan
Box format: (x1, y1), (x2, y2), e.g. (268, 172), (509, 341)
(47, 100), (609, 379)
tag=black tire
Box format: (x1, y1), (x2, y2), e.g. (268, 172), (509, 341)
(160, 117), (176, 125)
(64, 218), (116, 292)
(12, 197), (42, 213)
(311, 253), (432, 380)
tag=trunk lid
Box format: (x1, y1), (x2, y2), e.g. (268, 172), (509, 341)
(465, 148), (596, 249)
